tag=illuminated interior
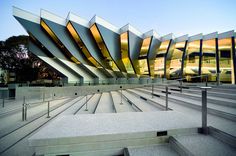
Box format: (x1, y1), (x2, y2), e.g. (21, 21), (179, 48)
(154, 40), (170, 78)
(184, 40), (200, 79)
(120, 32), (135, 74)
(90, 24), (119, 71)
(41, 20), (81, 64)
(66, 22), (101, 68)
(201, 39), (216, 81)
(138, 37), (151, 75)
(218, 38), (233, 83)
(168, 41), (186, 79)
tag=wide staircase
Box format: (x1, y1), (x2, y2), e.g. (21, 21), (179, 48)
(1, 82), (236, 156)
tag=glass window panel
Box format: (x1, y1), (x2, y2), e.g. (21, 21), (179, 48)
(157, 40), (170, 55)
(122, 58), (134, 74)
(184, 40), (200, 78)
(90, 24), (119, 71)
(154, 40), (170, 77)
(202, 39), (216, 81)
(218, 38), (233, 83)
(154, 57), (165, 78)
(169, 41), (185, 79)
(138, 37), (151, 75)
(120, 32), (135, 74)
(67, 22), (101, 68)
(140, 37), (151, 57)
(41, 20), (80, 64)
(138, 59), (149, 75)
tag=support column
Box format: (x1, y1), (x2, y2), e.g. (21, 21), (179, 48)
(200, 87), (211, 134)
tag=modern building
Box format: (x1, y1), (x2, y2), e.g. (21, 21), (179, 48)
(13, 7), (236, 84)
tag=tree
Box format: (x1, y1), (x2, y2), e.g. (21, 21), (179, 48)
(0, 35), (29, 71)
(0, 35), (61, 84)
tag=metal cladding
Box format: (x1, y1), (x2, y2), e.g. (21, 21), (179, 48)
(13, 7), (236, 84)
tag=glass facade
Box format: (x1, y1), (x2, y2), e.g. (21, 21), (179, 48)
(138, 37), (151, 75)
(154, 40), (170, 78)
(168, 41), (186, 79)
(16, 8), (236, 84)
(184, 40), (201, 79)
(120, 32), (135, 74)
(41, 20), (81, 64)
(67, 22), (101, 68)
(201, 39), (217, 81)
(218, 38), (233, 83)
(90, 24), (119, 71)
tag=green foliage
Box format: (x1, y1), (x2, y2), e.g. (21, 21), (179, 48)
(0, 35), (60, 83)
(0, 35), (30, 71)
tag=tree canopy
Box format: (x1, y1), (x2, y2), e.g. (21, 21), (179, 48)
(0, 35), (61, 84)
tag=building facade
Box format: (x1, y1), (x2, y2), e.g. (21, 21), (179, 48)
(13, 7), (236, 84)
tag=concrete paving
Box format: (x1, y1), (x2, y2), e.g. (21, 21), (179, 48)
(0, 96), (83, 156)
(1, 84), (236, 156)
(173, 133), (236, 156)
(137, 87), (236, 115)
(95, 92), (115, 113)
(28, 111), (199, 155)
(122, 90), (163, 112)
(0, 98), (71, 134)
(77, 94), (101, 114)
(29, 111), (198, 142)
(110, 91), (136, 113)
(127, 144), (179, 156)
(130, 88), (236, 137)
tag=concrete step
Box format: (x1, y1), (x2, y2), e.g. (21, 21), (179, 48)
(125, 144), (179, 156)
(60, 96), (90, 115)
(95, 92), (115, 113)
(0, 97), (78, 137)
(183, 84), (236, 94)
(170, 133), (236, 156)
(181, 88), (236, 100)
(137, 88), (236, 121)
(126, 89), (171, 111)
(133, 88), (236, 137)
(110, 91), (136, 113)
(154, 84), (236, 95)
(152, 87), (236, 107)
(76, 94), (101, 114)
(122, 90), (163, 112)
(28, 112), (199, 156)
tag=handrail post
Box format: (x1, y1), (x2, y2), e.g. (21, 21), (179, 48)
(2, 96), (4, 108)
(179, 80), (183, 93)
(217, 73), (220, 86)
(47, 101), (50, 118)
(200, 87), (211, 134)
(85, 95), (88, 111)
(120, 86), (123, 104)
(43, 92), (45, 102)
(24, 103), (28, 121)
(165, 86), (168, 111)
(22, 96), (25, 121)
(152, 84), (154, 98)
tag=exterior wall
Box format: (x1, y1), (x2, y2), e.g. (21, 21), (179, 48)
(128, 31), (143, 76)
(13, 7), (236, 84)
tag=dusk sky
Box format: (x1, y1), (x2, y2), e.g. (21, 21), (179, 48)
(1, 0), (236, 40)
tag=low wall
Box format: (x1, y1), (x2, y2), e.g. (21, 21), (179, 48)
(15, 84), (144, 102)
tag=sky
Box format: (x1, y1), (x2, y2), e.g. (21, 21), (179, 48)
(0, 0), (236, 41)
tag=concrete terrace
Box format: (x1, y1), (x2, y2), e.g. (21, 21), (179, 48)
(0, 82), (236, 156)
